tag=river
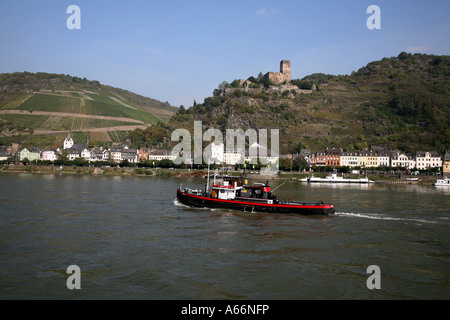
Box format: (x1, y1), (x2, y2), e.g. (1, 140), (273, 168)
(0, 173), (448, 300)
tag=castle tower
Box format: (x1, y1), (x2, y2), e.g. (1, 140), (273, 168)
(266, 60), (292, 85)
(280, 60), (291, 82)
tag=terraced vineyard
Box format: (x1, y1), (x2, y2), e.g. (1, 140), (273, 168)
(0, 73), (177, 147)
(107, 131), (132, 143)
(15, 91), (160, 124)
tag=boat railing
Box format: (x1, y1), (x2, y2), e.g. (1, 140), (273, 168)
(235, 196), (294, 204)
(235, 197), (273, 204)
(183, 188), (204, 196)
(279, 197), (293, 204)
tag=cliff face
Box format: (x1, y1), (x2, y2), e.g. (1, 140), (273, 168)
(169, 53), (450, 154)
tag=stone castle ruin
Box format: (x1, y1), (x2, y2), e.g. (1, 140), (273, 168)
(220, 60), (314, 96)
(267, 60), (291, 85)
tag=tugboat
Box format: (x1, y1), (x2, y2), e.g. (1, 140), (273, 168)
(176, 175), (335, 216)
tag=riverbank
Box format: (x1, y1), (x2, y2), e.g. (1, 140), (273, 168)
(0, 164), (207, 179)
(0, 164), (441, 185)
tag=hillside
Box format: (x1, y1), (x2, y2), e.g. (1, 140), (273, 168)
(0, 72), (176, 147)
(169, 53), (449, 154)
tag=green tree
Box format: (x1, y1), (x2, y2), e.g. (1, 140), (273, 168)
(57, 149), (68, 162)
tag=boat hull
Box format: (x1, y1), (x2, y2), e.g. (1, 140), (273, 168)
(307, 178), (371, 183)
(176, 189), (335, 216)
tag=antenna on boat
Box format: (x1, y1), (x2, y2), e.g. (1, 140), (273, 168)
(206, 159), (211, 195)
(271, 181), (287, 192)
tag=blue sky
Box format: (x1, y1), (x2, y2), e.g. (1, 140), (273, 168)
(0, 0), (449, 108)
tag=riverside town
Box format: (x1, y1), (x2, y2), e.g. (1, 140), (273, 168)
(1, 132), (449, 178)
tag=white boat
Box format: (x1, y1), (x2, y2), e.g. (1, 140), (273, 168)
(301, 170), (373, 184)
(434, 176), (450, 186)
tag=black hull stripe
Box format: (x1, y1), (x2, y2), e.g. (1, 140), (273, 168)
(176, 190), (335, 215)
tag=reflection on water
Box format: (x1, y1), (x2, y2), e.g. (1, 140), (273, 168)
(0, 173), (449, 300)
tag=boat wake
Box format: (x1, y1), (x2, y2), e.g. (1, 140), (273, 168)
(173, 198), (220, 211)
(173, 198), (190, 208)
(335, 212), (442, 225)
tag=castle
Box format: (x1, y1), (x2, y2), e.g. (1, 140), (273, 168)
(220, 60), (314, 95)
(266, 60), (291, 85)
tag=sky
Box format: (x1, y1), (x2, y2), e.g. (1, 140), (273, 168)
(0, 0), (449, 108)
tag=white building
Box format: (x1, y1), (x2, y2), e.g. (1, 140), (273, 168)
(81, 148), (91, 161)
(415, 151), (442, 170)
(63, 133), (74, 149)
(340, 151), (359, 167)
(377, 149), (390, 167)
(67, 148), (80, 161)
(102, 149), (111, 162)
(148, 149), (174, 162)
(210, 142), (224, 164)
(391, 152), (416, 169)
(41, 150), (58, 162)
(223, 150), (243, 165)
(245, 142), (279, 166)
(89, 148), (104, 162)
(121, 147), (138, 163)
(110, 146), (123, 163)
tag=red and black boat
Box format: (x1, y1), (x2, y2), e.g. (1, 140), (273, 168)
(176, 176), (335, 216)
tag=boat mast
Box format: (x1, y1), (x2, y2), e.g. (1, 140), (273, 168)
(271, 181), (287, 192)
(206, 159), (210, 195)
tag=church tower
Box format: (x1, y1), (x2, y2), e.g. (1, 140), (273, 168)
(64, 133), (74, 149)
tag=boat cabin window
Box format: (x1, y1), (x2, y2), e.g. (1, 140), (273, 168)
(223, 176), (243, 187)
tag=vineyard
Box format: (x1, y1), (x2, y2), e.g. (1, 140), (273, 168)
(0, 72), (177, 148)
(18, 94), (82, 114)
(14, 92), (160, 124)
(107, 131), (131, 143)
(0, 91), (162, 147)
(0, 114), (139, 132)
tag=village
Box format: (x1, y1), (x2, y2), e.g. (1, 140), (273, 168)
(0, 133), (449, 176)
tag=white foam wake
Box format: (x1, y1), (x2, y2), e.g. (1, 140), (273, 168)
(173, 198), (190, 208)
(335, 212), (439, 224)
(172, 198), (220, 211)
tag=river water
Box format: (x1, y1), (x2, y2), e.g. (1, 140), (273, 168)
(0, 173), (448, 300)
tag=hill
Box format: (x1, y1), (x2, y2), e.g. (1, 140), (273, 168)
(168, 53), (449, 154)
(0, 72), (177, 147)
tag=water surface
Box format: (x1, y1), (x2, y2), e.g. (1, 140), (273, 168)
(0, 173), (448, 299)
